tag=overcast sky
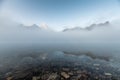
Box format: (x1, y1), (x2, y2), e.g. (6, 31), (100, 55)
(0, 0), (120, 30)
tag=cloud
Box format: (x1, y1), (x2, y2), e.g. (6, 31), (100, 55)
(0, 17), (120, 55)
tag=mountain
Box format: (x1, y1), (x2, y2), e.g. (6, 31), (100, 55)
(63, 21), (110, 32)
(40, 23), (49, 30)
(19, 24), (41, 30)
(19, 23), (51, 31)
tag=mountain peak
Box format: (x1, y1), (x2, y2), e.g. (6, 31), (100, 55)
(40, 23), (48, 30)
(31, 24), (40, 29)
(63, 21), (110, 32)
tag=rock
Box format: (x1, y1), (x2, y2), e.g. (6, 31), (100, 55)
(5, 72), (12, 77)
(76, 70), (82, 74)
(68, 72), (74, 76)
(93, 64), (100, 67)
(96, 68), (99, 70)
(62, 68), (69, 72)
(32, 76), (40, 80)
(61, 72), (70, 79)
(105, 73), (112, 76)
(12, 71), (32, 79)
(32, 77), (37, 80)
(6, 77), (13, 80)
(47, 73), (58, 80)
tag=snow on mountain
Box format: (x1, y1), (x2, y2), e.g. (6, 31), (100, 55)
(40, 23), (49, 30)
(19, 23), (52, 31)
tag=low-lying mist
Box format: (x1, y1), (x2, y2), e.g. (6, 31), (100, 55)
(0, 17), (120, 74)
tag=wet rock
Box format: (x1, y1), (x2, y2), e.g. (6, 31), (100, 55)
(12, 71), (32, 79)
(32, 76), (40, 80)
(93, 64), (100, 67)
(6, 77), (13, 80)
(105, 73), (112, 76)
(47, 73), (58, 80)
(62, 68), (69, 72)
(61, 72), (70, 79)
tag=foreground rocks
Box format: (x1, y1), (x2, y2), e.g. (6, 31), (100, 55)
(0, 51), (120, 80)
(2, 60), (120, 80)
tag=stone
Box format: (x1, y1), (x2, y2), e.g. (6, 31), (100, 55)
(6, 77), (13, 80)
(93, 64), (100, 67)
(61, 72), (70, 79)
(47, 73), (58, 80)
(105, 73), (112, 76)
(32, 76), (40, 80)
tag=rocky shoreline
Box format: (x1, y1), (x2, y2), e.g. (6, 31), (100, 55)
(0, 51), (120, 80)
